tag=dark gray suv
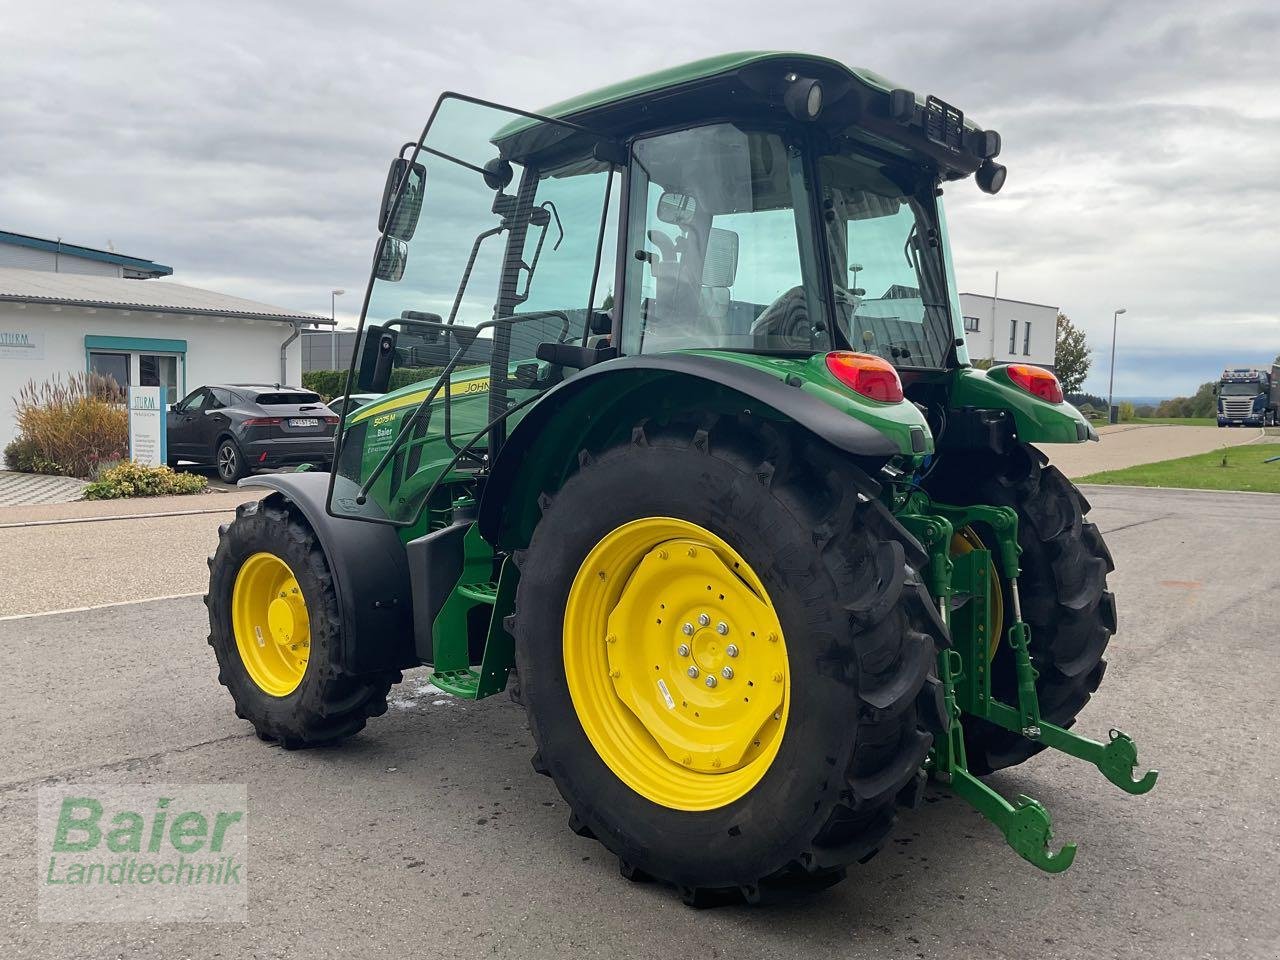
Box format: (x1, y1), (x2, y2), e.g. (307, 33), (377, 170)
(167, 384), (337, 482)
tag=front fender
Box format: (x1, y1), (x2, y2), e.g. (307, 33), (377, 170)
(238, 472), (417, 674)
(477, 352), (927, 550)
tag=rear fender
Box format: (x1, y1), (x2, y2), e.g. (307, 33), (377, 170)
(238, 472), (417, 675)
(478, 353), (912, 551)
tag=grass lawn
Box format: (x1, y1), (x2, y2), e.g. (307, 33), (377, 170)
(1125, 417), (1217, 427)
(1078, 443), (1280, 493)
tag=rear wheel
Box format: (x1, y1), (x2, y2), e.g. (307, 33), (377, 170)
(928, 444), (1115, 773)
(206, 499), (398, 747)
(513, 417), (948, 902)
(216, 438), (246, 483)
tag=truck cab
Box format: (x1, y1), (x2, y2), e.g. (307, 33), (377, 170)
(1217, 366), (1278, 427)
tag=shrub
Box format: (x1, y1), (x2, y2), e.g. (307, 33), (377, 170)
(4, 435), (41, 472)
(302, 369), (348, 401)
(11, 372), (128, 478)
(303, 366), (448, 401)
(1119, 401), (1136, 422)
(83, 461), (208, 500)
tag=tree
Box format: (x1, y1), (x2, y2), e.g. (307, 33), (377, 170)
(1054, 312), (1091, 395)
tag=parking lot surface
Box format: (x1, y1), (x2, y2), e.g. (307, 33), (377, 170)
(1, 484), (1277, 959)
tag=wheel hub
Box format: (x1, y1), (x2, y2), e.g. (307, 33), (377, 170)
(231, 552), (311, 697)
(585, 526), (788, 782)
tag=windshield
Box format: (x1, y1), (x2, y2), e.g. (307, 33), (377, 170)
(1221, 382), (1262, 396)
(330, 96), (617, 525)
(819, 152), (958, 368)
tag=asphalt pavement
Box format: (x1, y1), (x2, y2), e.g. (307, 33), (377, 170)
(2, 485), (1277, 959)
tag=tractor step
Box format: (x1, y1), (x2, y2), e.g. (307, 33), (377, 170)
(457, 581), (499, 604)
(430, 667), (482, 699)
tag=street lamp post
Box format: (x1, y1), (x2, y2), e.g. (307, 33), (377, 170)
(330, 289), (345, 370)
(1107, 307), (1127, 423)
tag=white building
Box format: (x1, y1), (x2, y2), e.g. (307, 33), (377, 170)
(0, 267), (328, 448)
(958, 292), (1057, 371)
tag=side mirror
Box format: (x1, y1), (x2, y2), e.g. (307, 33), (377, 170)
(357, 324), (399, 394)
(379, 158), (426, 241)
(374, 236), (407, 282)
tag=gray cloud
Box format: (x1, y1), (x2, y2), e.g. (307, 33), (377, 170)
(1, 0), (1275, 395)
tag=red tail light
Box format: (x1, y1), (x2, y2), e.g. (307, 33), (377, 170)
(1005, 364), (1064, 404)
(824, 352), (904, 403)
(323, 415), (339, 425)
(242, 416), (282, 426)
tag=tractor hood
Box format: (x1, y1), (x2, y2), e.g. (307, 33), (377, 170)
(493, 52), (1002, 185)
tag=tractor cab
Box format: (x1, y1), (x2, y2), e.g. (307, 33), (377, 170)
(328, 52), (1008, 530)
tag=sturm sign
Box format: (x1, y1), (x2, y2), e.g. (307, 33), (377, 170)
(37, 784), (248, 921)
(0, 328), (45, 360)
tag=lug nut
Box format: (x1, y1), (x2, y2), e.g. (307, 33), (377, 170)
(677, 643), (690, 657)
(705, 675), (718, 688)
(726, 644), (739, 658)
(698, 613), (710, 627)
(716, 621), (728, 635)
(721, 666), (734, 680)
(682, 622), (694, 636)
(687, 665), (700, 679)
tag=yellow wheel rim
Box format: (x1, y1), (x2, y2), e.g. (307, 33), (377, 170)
(951, 527), (1004, 661)
(563, 518), (789, 812)
(232, 552), (311, 697)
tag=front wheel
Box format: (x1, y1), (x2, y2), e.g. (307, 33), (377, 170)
(512, 417), (948, 902)
(205, 499), (398, 747)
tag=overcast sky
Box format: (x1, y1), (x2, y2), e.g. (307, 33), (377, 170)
(2, 0), (1276, 397)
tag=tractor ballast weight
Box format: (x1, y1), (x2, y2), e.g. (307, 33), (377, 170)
(206, 51), (1155, 906)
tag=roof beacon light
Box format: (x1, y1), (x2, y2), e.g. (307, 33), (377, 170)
(783, 74), (823, 121)
(825, 352), (904, 403)
(1005, 364), (1063, 404)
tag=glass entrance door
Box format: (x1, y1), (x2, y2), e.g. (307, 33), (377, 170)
(140, 354), (180, 405)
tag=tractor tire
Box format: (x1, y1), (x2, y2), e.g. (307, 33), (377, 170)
(205, 498), (398, 748)
(927, 443), (1115, 774)
(512, 416), (949, 903)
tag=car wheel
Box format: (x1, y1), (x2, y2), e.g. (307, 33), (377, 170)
(217, 439), (246, 483)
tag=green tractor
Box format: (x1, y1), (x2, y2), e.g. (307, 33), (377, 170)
(206, 52), (1156, 904)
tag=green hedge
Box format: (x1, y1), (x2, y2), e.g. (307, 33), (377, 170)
(303, 367), (446, 402)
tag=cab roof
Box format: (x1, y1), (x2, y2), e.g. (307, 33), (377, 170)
(492, 52), (1000, 180)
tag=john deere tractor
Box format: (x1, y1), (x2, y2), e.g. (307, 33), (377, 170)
(206, 52), (1156, 904)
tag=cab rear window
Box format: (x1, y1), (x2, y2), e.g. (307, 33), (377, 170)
(256, 392), (321, 405)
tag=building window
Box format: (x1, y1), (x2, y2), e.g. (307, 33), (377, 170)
(1008, 319), (1018, 354)
(963, 315), (980, 332)
(140, 353), (180, 405)
(1023, 322), (1032, 356)
(89, 351), (130, 391)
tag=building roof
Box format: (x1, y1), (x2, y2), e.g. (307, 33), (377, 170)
(959, 292), (1059, 311)
(0, 230), (172, 278)
(0, 268), (330, 324)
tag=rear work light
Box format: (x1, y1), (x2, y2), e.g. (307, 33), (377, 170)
(242, 416), (283, 426)
(1005, 364), (1064, 404)
(824, 352), (904, 403)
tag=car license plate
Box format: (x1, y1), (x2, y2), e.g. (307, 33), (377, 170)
(290, 418), (320, 427)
